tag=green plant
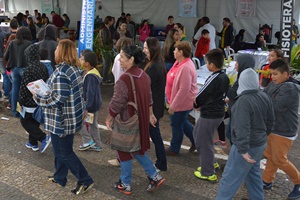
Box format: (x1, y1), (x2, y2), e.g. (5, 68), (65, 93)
(290, 45), (300, 74)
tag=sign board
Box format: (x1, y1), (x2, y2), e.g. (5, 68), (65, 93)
(280, 0), (294, 61)
(78, 0), (95, 57)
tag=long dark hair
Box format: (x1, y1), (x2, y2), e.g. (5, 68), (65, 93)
(122, 45), (143, 65)
(15, 27), (32, 45)
(144, 37), (166, 74)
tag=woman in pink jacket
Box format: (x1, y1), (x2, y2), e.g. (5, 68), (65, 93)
(139, 19), (151, 47)
(165, 41), (198, 155)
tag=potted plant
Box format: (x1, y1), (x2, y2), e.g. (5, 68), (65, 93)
(290, 45), (300, 81)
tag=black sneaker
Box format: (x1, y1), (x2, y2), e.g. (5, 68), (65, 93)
(71, 182), (94, 195)
(288, 184), (300, 199)
(263, 181), (273, 190)
(48, 176), (57, 183)
(146, 173), (165, 192)
(113, 180), (132, 195)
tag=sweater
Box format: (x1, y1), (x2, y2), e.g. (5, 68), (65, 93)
(166, 58), (198, 112)
(109, 66), (152, 161)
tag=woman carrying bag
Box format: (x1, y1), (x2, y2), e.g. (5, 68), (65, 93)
(105, 45), (165, 195)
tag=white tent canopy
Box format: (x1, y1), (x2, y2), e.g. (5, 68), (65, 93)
(4, 0), (300, 43)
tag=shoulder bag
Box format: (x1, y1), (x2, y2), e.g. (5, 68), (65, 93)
(109, 73), (141, 152)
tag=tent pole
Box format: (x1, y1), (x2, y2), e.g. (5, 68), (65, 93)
(203, 0), (207, 16)
(121, 0), (123, 13)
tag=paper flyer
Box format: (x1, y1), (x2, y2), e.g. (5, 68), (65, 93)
(27, 79), (51, 96)
(86, 113), (94, 124)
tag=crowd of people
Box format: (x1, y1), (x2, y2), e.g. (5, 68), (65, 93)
(0, 10), (300, 200)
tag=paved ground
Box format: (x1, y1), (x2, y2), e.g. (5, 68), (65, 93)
(0, 84), (299, 200)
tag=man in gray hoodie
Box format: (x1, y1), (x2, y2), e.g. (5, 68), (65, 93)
(216, 68), (274, 200)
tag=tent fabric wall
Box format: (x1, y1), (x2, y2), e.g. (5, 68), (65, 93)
(3, 0), (300, 44)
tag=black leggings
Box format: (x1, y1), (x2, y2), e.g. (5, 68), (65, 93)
(217, 112), (229, 142)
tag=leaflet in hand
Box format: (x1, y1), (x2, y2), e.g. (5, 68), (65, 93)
(27, 79), (51, 96)
(86, 113), (94, 124)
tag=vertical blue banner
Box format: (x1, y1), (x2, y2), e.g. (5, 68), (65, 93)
(78, 0), (95, 57)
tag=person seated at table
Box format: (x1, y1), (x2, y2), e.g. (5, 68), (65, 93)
(259, 49), (283, 87)
(257, 27), (270, 43)
(195, 29), (210, 66)
(231, 29), (246, 52)
(254, 34), (267, 51)
(174, 23), (186, 41)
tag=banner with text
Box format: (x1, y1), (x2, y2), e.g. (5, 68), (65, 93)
(280, 0), (294, 61)
(78, 0), (95, 57)
(236, 0), (256, 18)
(42, 0), (53, 13)
(178, 0), (197, 17)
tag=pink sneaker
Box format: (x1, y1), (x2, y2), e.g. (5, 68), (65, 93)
(214, 140), (227, 148)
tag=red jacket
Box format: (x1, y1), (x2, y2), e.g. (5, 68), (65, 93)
(52, 14), (64, 28)
(195, 37), (210, 58)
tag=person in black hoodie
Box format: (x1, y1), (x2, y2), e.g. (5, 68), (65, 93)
(19, 44), (50, 153)
(39, 24), (58, 69)
(193, 48), (229, 182)
(223, 53), (255, 143)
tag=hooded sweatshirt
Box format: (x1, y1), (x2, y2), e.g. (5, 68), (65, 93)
(39, 25), (58, 69)
(19, 44), (49, 109)
(83, 68), (103, 113)
(227, 53), (255, 115)
(231, 68), (274, 154)
(264, 77), (300, 137)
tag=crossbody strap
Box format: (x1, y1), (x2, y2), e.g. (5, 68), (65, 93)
(125, 73), (138, 110)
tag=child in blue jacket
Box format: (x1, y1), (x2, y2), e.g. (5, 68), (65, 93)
(79, 51), (103, 151)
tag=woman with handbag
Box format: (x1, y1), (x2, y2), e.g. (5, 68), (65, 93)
(32, 39), (94, 195)
(105, 45), (165, 195)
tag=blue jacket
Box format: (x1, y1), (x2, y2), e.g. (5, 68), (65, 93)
(83, 68), (102, 113)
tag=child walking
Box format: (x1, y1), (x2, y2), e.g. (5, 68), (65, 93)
(262, 59), (300, 199)
(79, 51), (103, 151)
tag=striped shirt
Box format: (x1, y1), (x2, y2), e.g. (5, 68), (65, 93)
(33, 63), (85, 137)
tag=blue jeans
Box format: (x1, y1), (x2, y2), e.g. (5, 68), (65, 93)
(169, 110), (195, 153)
(216, 144), (266, 200)
(51, 133), (94, 187)
(165, 62), (174, 72)
(2, 72), (12, 98)
(11, 67), (24, 117)
(119, 153), (157, 185)
(149, 120), (167, 171)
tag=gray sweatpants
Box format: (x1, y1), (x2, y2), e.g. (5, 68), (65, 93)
(193, 116), (223, 176)
(79, 111), (102, 148)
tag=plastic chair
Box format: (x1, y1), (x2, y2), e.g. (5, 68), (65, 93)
(227, 53), (239, 61)
(224, 48), (235, 60)
(192, 57), (201, 70)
